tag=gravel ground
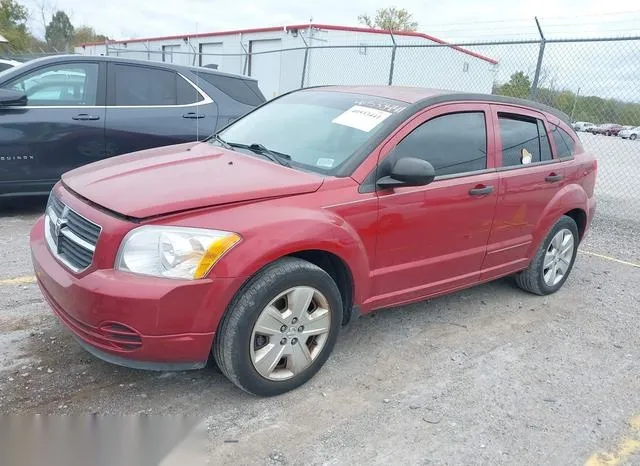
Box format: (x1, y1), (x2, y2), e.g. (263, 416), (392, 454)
(1, 135), (639, 464)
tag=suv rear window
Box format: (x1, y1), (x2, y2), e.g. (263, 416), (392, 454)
(498, 113), (553, 166)
(195, 72), (264, 106)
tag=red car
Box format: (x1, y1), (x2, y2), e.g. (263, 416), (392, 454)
(30, 87), (597, 396)
(588, 123), (624, 136)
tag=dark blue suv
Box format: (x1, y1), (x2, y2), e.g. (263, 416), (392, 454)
(0, 55), (265, 197)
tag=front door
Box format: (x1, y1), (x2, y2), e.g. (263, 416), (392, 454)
(369, 104), (499, 309)
(0, 61), (105, 195)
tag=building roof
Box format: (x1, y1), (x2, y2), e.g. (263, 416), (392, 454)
(79, 23), (498, 65)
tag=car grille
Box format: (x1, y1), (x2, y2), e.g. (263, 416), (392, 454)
(44, 194), (101, 272)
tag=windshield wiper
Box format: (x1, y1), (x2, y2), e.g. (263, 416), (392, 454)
(227, 141), (291, 167)
(211, 134), (232, 150)
(210, 135), (291, 167)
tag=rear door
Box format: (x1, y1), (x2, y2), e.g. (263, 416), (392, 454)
(481, 104), (571, 278)
(0, 60), (105, 194)
(104, 62), (216, 157)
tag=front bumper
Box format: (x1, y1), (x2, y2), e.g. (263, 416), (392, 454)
(31, 213), (237, 370)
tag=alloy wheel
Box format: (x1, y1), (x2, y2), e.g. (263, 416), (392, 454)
(250, 286), (331, 381)
(542, 228), (575, 286)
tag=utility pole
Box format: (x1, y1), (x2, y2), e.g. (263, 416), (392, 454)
(570, 87), (581, 121)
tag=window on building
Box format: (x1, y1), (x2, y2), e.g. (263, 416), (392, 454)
(393, 112), (487, 176)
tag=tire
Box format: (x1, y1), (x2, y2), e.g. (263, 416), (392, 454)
(213, 257), (343, 396)
(606, 131), (611, 136)
(515, 216), (579, 296)
(631, 134), (637, 141)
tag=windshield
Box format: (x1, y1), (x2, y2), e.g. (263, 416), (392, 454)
(217, 90), (407, 174)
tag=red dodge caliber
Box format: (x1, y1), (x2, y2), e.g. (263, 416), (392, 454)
(30, 87), (597, 396)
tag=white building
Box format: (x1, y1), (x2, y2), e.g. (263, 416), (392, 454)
(75, 24), (498, 100)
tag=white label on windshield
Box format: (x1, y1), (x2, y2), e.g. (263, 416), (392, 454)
(332, 105), (392, 132)
(316, 158), (335, 168)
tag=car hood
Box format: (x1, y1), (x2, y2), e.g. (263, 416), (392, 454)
(62, 142), (324, 219)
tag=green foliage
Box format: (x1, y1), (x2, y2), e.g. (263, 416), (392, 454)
(73, 25), (109, 46)
(0, 0), (29, 51)
(45, 10), (74, 51)
(494, 71), (640, 126)
(358, 7), (418, 32)
(493, 71), (531, 99)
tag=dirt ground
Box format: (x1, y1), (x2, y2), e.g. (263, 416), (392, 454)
(1, 131), (640, 464)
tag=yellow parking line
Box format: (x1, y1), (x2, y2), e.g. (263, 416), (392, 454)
(581, 251), (640, 269)
(0, 275), (36, 285)
(585, 415), (640, 466)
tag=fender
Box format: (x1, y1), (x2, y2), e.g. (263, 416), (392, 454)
(527, 182), (588, 258)
(203, 205), (372, 305)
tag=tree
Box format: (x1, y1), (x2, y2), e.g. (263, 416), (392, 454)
(73, 25), (108, 46)
(358, 7), (418, 32)
(0, 0), (30, 51)
(45, 10), (74, 51)
(495, 71), (532, 99)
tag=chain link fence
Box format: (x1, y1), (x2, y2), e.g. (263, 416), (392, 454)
(10, 32), (637, 224)
(104, 35), (640, 224)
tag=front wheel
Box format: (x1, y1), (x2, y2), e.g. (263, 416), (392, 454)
(631, 134), (637, 141)
(213, 258), (343, 396)
(515, 216), (579, 295)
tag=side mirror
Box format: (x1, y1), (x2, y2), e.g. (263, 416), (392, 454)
(0, 89), (27, 107)
(377, 157), (436, 189)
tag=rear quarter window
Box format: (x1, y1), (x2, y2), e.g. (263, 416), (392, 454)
(194, 72), (265, 106)
(551, 125), (576, 158)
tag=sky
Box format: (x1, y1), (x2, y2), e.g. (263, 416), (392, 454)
(15, 0), (640, 102)
(19, 0), (640, 43)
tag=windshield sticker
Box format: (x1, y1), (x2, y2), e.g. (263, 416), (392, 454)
(332, 105), (393, 132)
(353, 100), (406, 114)
(316, 158), (335, 168)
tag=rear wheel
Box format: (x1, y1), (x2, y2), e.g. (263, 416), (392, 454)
(631, 134), (637, 141)
(515, 216), (579, 296)
(213, 257), (342, 396)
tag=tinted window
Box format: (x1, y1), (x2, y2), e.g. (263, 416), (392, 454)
(551, 125), (575, 158)
(538, 120), (552, 161)
(195, 72), (264, 106)
(176, 75), (204, 105)
(393, 112), (487, 176)
(499, 114), (552, 166)
(0, 63), (12, 72)
(114, 65), (176, 106)
(3, 63), (98, 106)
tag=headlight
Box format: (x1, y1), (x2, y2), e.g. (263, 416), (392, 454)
(116, 226), (241, 279)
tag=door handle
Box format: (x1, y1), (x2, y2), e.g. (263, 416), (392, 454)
(183, 112), (205, 119)
(72, 113), (100, 121)
(545, 173), (564, 182)
(469, 185), (494, 196)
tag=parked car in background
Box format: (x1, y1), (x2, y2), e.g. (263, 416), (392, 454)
(619, 126), (639, 140)
(572, 121), (594, 132)
(0, 55), (265, 197)
(0, 58), (21, 73)
(588, 123), (624, 136)
(30, 87), (597, 396)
